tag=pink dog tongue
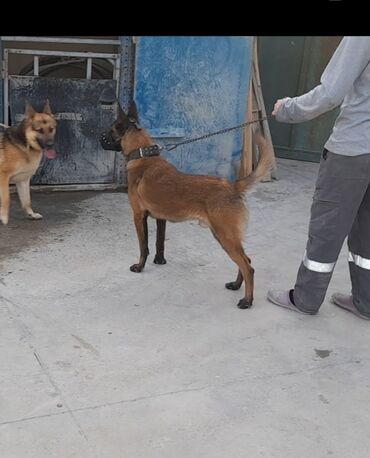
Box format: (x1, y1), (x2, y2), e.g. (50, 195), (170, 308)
(43, 149), (57, 159)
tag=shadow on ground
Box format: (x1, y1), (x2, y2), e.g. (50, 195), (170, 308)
(0, 191), (99, 262)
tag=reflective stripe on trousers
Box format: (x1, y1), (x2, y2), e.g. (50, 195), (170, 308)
(302, 250), (336, 273)
(348, 251), (370, 270)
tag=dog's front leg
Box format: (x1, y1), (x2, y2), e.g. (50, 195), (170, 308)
(154, 219), (167, 265)
(16, 179), (43, 220)
(0, 174), (10, 225)
(130, 211), (149, 273)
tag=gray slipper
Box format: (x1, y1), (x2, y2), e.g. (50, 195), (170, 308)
(331, 293), (370, 320)
(267, 289), (314, 315)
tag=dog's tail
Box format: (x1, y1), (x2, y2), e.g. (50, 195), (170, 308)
(234, 131), (275, 194)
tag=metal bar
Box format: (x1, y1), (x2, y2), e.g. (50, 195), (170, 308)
(112, 51), (122, 185)
(113, 54), (122, 184)
(0, 39), (3, 123)
(34, 55), (39, 76)
(119, 36), (135, 111)
(1, 36), (120, 45)
(10, 183), (125, 193)
(6, 48), (119, 59)
(86, 58), (92, 79)
(275, 144), (324, 155)
(114, 55), (120, 86)
(3, 49), (8, 125)
(118, 36), (136, 188)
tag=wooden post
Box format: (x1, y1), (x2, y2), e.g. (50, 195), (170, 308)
(239, 81), (254, 179)
(240, 36), (276, 180)
(252, 37), (276, 181)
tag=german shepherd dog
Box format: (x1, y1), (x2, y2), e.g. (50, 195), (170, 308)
(0, 101), (57, 225)
(100, 102), (274, 309)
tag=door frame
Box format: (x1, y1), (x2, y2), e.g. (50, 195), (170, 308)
(0, 36), (133, 191)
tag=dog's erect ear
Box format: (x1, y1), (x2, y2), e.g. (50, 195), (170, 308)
(127, 101), (139, 124)
(25, 102), (36, 118)
(43, 99), (53, 115)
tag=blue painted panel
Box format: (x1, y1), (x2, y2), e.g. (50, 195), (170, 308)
(134, 37), (252, 180)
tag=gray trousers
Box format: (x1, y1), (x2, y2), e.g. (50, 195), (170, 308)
(293, 150), (370, 316)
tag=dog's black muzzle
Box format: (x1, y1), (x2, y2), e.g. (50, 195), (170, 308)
(99, 130), (121, 151)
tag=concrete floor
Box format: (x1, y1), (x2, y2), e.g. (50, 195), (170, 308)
(1, 158), (370, 458)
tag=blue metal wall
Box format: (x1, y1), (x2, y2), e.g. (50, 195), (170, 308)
(134, 36), (252, 180)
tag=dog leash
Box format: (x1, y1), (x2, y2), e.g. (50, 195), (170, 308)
(1, 118), (273, 149)
(162, 116), (271, 151)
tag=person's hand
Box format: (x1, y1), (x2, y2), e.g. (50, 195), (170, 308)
(272, 97), (290, 116)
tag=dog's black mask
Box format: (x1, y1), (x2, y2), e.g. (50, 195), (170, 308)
(99, 101), (141, 152)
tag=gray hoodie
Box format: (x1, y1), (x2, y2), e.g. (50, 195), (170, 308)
(276, 36), (370, 156)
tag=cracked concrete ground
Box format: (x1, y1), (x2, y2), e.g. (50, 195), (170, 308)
(1, 158), (370, 457)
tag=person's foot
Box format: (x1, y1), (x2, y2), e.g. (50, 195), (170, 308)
(267, 289), (314, 315)
(331, 293), (370, 320)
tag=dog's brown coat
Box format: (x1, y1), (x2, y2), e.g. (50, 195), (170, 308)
(110, 102), (274, 308)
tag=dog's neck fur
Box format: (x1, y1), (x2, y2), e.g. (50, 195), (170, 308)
(121, 127), (154, 156)
(4, 121), (41, 156)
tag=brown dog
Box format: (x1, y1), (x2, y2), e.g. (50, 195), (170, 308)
(0, 101), (57, 225)
(100, 102), (274, 309)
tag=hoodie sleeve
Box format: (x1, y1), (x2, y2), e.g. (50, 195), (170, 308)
(276, 36), (370, 123)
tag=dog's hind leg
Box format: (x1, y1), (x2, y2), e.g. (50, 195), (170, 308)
(211, 223), (254, 308)
(130, 210), (149, 273)
(210, 229), (244, 290)
(225, 257), (251, 290)
(237, 254), (254, 308)
(0, 174), (10, 225)
(154, 219), (167, 265)
(225, 269), (243, 290)
(16, 179), (43, 220)
(222, 242), (254, 308)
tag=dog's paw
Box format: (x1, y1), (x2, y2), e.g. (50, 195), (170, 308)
(153, 255), (167, 265)
(28, 212), (43, 220)
(130, 264), (143, 273)
(237, 298), (253, 309)
(0, 214), (9, 225)
(225, 281), (241, 291)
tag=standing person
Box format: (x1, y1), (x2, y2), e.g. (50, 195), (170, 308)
(267, 36), (370, 320)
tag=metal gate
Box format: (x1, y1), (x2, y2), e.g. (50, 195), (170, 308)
(258, 36), (342, 162)
(2, 37), (122, 188)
